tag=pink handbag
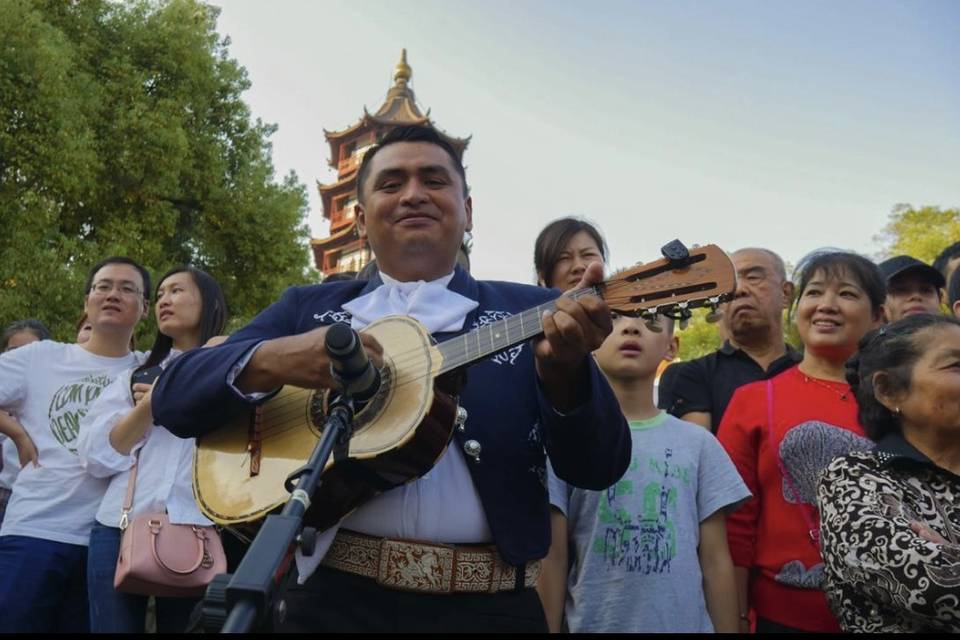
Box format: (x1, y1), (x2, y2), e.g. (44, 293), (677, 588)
(113, 452), (227, 597)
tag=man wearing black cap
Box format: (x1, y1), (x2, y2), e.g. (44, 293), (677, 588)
(879, 255), (945, 323)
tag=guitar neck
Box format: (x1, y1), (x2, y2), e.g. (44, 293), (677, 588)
(435, 285), (601, 375)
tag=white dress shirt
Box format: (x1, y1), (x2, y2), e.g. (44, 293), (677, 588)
(295, 271), (490, 582)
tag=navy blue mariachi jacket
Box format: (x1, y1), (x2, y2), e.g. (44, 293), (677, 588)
(152, 265), (631, 566)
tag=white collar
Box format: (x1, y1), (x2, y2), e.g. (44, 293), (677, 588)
(342, 271), (478, 333)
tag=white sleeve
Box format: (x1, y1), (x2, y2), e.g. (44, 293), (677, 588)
(77, 368), (147, 478)
(226, 341), (275, 402)
(0, 342), (35, 413)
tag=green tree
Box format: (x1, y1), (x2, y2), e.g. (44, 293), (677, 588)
(876, 204), (960, 263)
(675, 308), (723, 361)
(0, 0), (313, 343)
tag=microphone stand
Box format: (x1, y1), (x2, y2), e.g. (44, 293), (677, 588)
(205, 392), (358, 633)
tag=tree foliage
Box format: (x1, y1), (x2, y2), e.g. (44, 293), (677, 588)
(674, 308), (722, 361)
(0, 0), (313, 343)
(876, 204), (960, 263)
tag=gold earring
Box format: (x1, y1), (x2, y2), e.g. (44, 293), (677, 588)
(895, 407), (902, 415)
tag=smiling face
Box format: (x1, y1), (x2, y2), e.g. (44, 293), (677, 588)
(796, 267), (882, 362)
(155, 271), (203, 348)
(83, 263), (148, 336)
(594, 312), (678, 381)
(356, 141), (472, 282)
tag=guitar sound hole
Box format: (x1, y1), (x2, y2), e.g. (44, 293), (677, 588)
(308, 366), (393, 435)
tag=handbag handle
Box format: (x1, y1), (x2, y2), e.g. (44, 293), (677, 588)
(119, 450), (141, 531)
(149, 521), (209, 575)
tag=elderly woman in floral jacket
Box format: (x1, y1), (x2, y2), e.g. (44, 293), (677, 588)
(818, 313), (960, 633)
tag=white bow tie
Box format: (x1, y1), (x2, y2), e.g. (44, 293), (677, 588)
(341, 271), (479, 333)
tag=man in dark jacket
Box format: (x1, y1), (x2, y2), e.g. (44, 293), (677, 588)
(152, 125), (630, 632)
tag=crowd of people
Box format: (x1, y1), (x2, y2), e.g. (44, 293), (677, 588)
(0, 124), (958, 633)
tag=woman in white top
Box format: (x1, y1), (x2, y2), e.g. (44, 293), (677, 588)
(78, 266), (226, 633)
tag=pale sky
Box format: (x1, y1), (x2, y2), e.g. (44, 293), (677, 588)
(213, 0), (960, 282)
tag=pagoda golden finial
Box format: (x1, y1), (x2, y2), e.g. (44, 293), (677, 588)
(394, 49), (412, 86)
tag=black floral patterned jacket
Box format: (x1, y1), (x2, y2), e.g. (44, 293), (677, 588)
(816, 435), (960, 633)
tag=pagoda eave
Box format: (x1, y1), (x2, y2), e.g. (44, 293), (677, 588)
(311, 222), (358, 250)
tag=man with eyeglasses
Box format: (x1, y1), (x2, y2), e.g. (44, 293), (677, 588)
(658, 248), (800, 434)
(0, 256), (150, 633)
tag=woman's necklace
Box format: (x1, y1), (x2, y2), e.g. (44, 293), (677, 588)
(801, 373), (849, 401)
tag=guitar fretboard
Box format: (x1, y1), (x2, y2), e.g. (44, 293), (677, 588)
(435, 285), (601, 374)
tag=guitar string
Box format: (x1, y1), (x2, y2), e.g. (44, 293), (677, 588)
(325, 282), (607, 378)
(246, 279), (723, 439)
(361, 278), (717, 388)
(282, 275), (696, 381)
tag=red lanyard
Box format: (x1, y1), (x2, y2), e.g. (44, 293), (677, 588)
(766, 380), (821, 547)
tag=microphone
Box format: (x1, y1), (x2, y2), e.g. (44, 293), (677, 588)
(325, 322), (381, 403)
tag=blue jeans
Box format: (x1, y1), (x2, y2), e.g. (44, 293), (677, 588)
(87, 522), (199, 633)
(0, 534), (89, 633)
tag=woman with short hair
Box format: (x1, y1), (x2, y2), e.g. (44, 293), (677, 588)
(718, 250), (885, 633)
(817, 313), (960, 632)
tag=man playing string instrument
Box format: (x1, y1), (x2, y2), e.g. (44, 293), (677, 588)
(152, 125), (631, 632)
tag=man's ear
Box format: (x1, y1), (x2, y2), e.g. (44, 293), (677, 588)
(464, 196), (473, 233)
(781, 280), (795, 309)
(953, 300), (960, 320)
(356, 203), (366, 239)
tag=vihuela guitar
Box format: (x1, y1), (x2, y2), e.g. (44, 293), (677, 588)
(193, 242), (736, 534)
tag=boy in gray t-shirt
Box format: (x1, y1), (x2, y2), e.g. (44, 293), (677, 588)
(537, 312), (751, 633)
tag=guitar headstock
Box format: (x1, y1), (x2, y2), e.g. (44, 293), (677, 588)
(601, 244), (737, 321)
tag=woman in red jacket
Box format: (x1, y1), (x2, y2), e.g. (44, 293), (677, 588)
(718, 250), (885, 633)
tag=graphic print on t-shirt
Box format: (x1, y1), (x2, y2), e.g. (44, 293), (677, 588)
(773, 420), (872, 589)
(594, 448), (690, 575)
(48, 373), (113, 454)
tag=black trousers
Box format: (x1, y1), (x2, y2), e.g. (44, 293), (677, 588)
(275, 566), (548, 633)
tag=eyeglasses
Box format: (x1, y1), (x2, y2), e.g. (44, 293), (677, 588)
(90, 280), (143, 298)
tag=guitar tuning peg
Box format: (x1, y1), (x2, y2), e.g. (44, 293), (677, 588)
(705, 295), (723, 323)
(644, 317), (664, 333)
(679, 317), (690, 331)
(643, 308), (663, 333)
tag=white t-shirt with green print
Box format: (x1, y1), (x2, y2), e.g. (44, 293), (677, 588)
(548, 411), (751, 632)
(0, 341), (140, 545)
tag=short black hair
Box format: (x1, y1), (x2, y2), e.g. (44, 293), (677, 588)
(846, 314), (960, 441)
(933, 241), (960, 278)
(534, 217), (608, 288)
(355, 125), (468, 204)
(136, 266), (227, 374)
(1, 319), (51, 351)
(792, 250), (885, 315)
(84, 256), (152, 301)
